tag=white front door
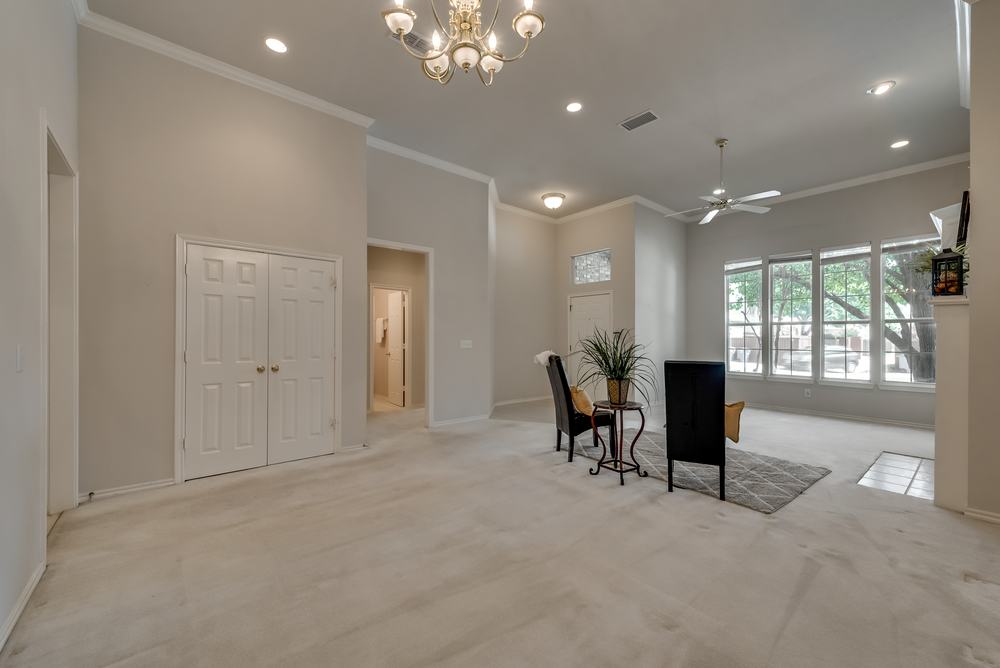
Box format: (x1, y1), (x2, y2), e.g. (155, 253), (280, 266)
(267, 255), (336, 465)
(386, 291), (405, 407)
(184, 245), (270, 479)
(568, 293), (613, 397)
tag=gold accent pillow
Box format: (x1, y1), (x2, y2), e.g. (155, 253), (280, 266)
(726, 401), (746, 444)
(570, 386), (594, 416)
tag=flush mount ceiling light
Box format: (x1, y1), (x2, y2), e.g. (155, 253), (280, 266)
(866, 80), (896, 96)
(265, 37), (288, 53)
(890, 139), (911, 149)
(542, 193), (565, 210)
(382, 0), (545, 86)
(566, 102), (582, 113)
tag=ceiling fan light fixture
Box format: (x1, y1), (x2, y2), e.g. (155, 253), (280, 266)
(713, 188), (726, 196)
(542, 193), (565, 210)
(866, 80), (896, 96)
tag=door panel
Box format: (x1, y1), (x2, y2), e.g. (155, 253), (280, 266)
(568, 293), (613, 399)
(268, 255), (336, 464)
(387, 291), (405, 407)
(184, 245), (269, 479)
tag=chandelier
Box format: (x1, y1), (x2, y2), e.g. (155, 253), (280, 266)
(382, 0), (545, 86)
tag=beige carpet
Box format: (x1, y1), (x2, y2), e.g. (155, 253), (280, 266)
(4, 408), (1000, 667)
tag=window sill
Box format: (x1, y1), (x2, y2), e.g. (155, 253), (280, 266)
(818, 379), (875, 389)
(767, 375), (815, 385)
(878, 382), (935, 394)
(727, 373), (764, 381)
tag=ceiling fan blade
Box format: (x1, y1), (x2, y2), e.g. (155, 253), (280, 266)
(732, 204), (771, 214)
(699, 195), (723, 204)
(665, 206), (709, 218)
(699, 209), (720, 225)
(737, 190), (781, 203)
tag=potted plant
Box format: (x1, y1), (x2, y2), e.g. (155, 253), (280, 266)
(576, 329), (657, 406)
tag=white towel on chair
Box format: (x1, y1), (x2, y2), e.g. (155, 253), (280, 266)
(534, 350), (557, 367)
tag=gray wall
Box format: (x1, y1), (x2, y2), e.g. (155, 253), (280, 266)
(0, 0), (78, 643)
(968, 1), (1000, 517)
(493, 208), (558, 404)
(685, 163), (969, 427)
(634, 204), (687, 403)
(367, 149), (492, 423)
(556, 204), (637, 353)
(367, 246), (428, 407)
(78, 29), (369, 493)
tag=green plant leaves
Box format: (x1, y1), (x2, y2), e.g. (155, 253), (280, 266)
(575, 328), (658, 404)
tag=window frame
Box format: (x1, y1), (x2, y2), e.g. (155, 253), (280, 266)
(724, 258), (765, 378)
(571, 248), (612, 286)
(878, 235), (940, 390)
(820, 243), (874, 386)
(768, 253), (815, 380)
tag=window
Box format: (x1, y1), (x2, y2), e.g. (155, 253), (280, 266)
(725, 259), (763, 375)
(572, 250), (611, 285)
(821, 244), (872, 381)
(881, 237), (939, 384)
(770, 255), (813, 378)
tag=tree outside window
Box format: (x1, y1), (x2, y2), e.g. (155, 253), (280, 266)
(725, 260), (763, 374)
(881, 237), (939, 384)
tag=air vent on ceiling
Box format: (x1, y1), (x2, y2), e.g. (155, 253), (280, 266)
(620, 110), (659, 132)
(386, 29), (434, 54)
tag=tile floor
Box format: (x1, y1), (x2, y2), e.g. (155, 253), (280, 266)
(858, 451), (935, 499)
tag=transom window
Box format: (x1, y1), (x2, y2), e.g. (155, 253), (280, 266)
(725, 259), (763, 375)
(572, 249), (612, 285)
(770, 255), (813, 378)
(881, 236), (939, 385)
(821, 244), (872, 382)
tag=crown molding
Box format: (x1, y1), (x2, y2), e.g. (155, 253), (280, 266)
(366, 136), (493, 184)
(496, 202), (557, 223)
(771, 153), (970, 206)
(70, 0), (89, 22)
(76, 12), (374, 129)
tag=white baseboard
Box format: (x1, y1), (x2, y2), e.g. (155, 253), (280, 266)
(747, 403), (934, 431)
(1, 562), (44, 652)
(492, 395), (549, 409)
(965, 507), (1000, 525)
(78, 478), (174, 504)
(429, 415), (491, 428)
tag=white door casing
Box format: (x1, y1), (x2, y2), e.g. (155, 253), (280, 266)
(387, 290), (405, 407)
(184, 245), (270, 479)
(267, 254), (336, 465)
(568, 292), (613, 397)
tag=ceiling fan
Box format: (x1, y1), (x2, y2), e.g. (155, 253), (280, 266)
(667, 139), (781, 225)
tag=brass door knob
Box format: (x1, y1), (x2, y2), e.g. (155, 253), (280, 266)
(271, 364), (280, 373)
(256, 365), (266, 374)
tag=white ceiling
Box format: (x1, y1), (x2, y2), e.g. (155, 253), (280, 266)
(87, 0), (970, 217)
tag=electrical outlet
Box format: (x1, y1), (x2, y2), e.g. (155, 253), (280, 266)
(804, 388), (812, 399)
(460, 340), (473, 349)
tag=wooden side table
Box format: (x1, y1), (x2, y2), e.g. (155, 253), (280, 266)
(590, 400), (649, 486)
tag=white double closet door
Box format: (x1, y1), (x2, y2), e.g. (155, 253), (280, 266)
(184, 244), (336, 480)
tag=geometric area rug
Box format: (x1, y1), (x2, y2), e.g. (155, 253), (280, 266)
(575, 429), (831, 514)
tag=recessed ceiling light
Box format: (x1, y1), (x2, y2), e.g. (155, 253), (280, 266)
(566, 102), (583, 113)
(265, 38), (288, 54)
(890, 139), (910, 149)
(866, 80), (896, 96)
(542, 193), (566, 210)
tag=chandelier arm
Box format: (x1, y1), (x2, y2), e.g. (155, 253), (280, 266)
(428, 0), (453, 38)
(478, 0), (502, 40)
(480, 34), (531, 63)
(397, 32), (452, 61)
(476, 64), (496, 86)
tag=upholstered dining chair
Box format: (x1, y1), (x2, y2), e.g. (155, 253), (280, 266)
(545, 355), (616, 463)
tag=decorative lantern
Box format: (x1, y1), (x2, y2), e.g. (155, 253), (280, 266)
(932, 248), (965, 296)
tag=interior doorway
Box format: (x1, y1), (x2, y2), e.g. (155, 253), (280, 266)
(45, 129), (78, 516)
(568, 291), (613, 400)
(367, 244), (428, 416)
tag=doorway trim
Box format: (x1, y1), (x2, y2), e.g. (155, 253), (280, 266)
(369, 284), (413, 410)
(174, 235), (344, 484)
(367, 238), (434, 427)
(39, 109), (80, 528)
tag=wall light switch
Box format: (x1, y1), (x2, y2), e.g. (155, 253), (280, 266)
(15, 344), (24, 373)
(460, 340), (473, 349)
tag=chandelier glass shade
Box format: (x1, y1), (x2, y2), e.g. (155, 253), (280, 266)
(382, 0), (545, 86)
